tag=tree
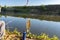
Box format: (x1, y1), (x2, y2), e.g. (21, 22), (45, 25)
(40, 5), (47, 11)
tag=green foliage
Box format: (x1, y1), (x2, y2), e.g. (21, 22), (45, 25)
(26, 32), (59, 40)
(4, 29), (60, 40)
(27, 32), (37, 39)
(37, 33), (50, 40)
(13, 28), (21, 36)
(51, 35), (59, 40)
(40, 5), (47, 11)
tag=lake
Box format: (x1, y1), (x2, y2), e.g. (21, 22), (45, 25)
(0, 15), (60, 38)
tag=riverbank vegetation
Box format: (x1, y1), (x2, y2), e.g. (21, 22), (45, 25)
(3, 29), (59, 40)
(1, 14), (60, 21)
(1, 5), (60, 21)
(15, 14), (60, 21)
(2, 5), (60, 15)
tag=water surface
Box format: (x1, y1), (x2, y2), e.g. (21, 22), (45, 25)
(0, 16), (60, 38)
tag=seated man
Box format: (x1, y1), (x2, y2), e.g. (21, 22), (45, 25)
(0, 21), (5, 39)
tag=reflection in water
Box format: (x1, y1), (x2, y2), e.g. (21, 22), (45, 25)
(0, 16), (60, 38)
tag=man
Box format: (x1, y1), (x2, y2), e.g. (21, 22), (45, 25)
(0, 21), (5, 40)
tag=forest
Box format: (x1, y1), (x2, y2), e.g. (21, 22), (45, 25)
(1, 5), (60, 15)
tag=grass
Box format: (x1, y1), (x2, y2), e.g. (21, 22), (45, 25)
(1, 13), (60, 21)
(2, 29), (59, 40)
(2, 14), (60, 21)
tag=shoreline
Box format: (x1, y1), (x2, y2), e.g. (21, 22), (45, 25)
(1, 14), (60, 21)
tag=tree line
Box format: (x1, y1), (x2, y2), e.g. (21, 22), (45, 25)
(1, 5), (60, 15)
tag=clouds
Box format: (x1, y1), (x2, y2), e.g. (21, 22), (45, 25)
(0, 0), (26, 6)
(43, 0), (60, 5)
(0, 0), (60, 6)
(27, 0), (60, 6)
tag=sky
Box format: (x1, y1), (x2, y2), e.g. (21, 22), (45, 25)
(0, 0), (60, 6)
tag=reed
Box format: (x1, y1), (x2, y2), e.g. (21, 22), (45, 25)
(1, 29), (59, 40)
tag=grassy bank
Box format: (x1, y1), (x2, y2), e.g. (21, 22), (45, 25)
(2, 29), (59, 40)
(10, 14), (60, 21)
(1, 13), (60, 21)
